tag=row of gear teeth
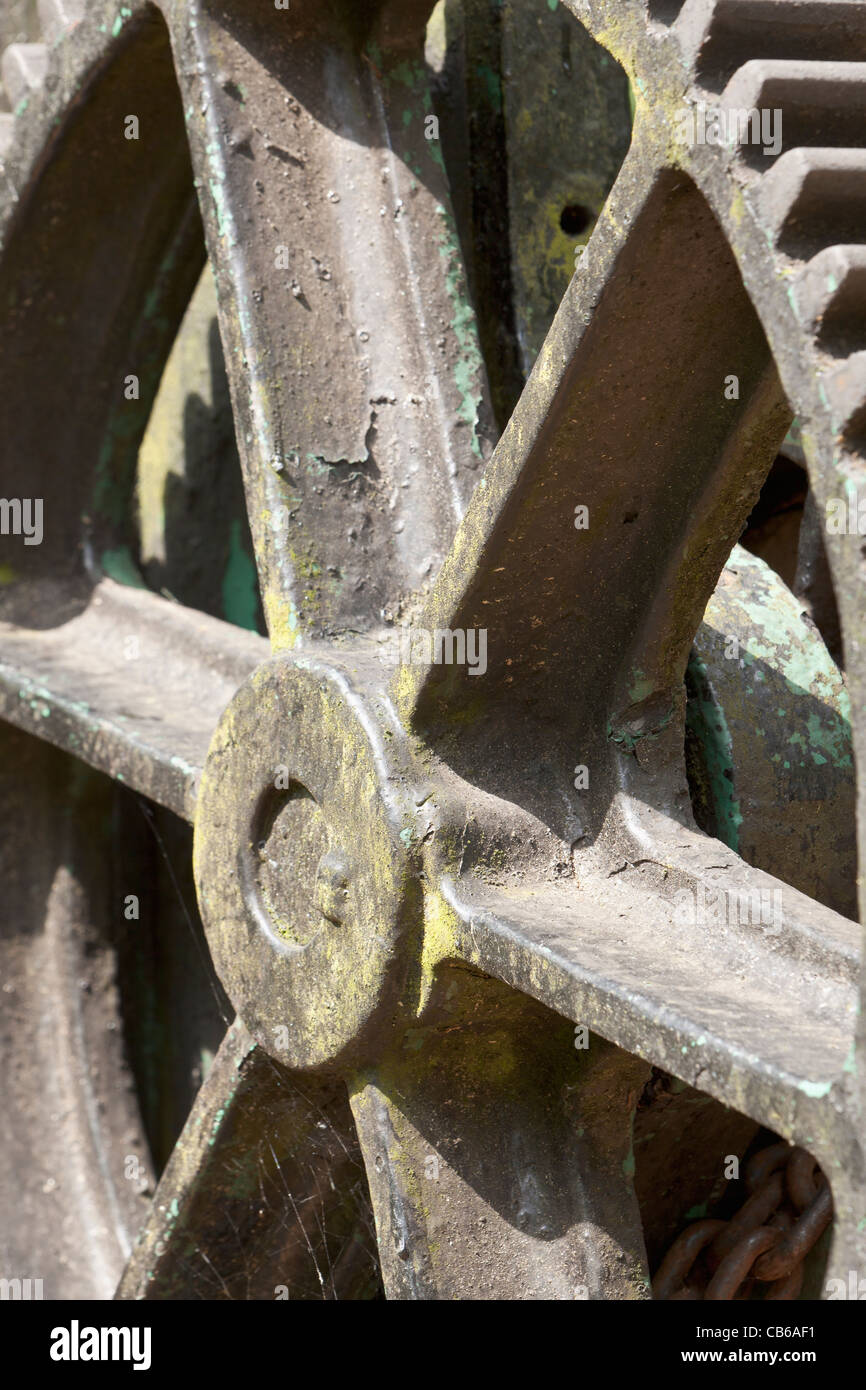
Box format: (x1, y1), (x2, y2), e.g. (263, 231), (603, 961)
(0, 0), (83, 156)
(651, 0), (866, 448)
(2, 0), (866, 443)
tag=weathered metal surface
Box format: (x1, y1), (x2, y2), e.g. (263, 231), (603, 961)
(795, 490), (844, 667)
(0, 0), (38, 106)
(565, 0), (866, 1279)
(193, 643), (421, 1075)
(428, 0), (529, 428)
(632, 1071), (760, 1277)
(428, 0), (633, 405)
(164, 0), (494, 647)
(350, 1011), (650, 1299)
(688, 544), (855, 918)
(2, 0), (866, 1302)
(109, 797), (230, 1177)
(0, 724), (154, 1299)
(137, 264), (264, 634)
(118, 1019), (381, 1300)
(397, 165), (793, 932)
(434, 862), (856, 1138)
(0, 578), (267, 821)
(0, 0), (204, 590)
(502, 0), (632, 372)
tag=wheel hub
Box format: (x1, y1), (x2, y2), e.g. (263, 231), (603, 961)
(193, 646), (419, 1072)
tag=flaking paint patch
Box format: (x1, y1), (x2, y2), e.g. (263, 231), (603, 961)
(112, 6), (132, 37)
(629, 670), (654, 703)
(435, 208), (486, 460)
(208, 177), (233, 245)
(797, 1079), (832, 1099)
(209, 1105), (227, 1146)
(710, 548), (852, 770)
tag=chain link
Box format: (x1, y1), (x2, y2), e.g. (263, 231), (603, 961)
(653, 1144), (832, 1300)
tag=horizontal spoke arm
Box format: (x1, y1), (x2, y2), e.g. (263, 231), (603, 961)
(438, 831), (858, 1156)
(0, 581), (267, 821)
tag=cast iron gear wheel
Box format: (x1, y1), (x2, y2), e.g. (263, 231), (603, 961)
(0, 0), (865, 1301)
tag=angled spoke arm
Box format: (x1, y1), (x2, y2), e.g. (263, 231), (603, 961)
(401, 145), (789, 789)
(117, 1020), (380, 1301)
(438, 843), (857, 1146)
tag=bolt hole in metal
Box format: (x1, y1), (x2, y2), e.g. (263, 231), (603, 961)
(559, 202), (595, 236)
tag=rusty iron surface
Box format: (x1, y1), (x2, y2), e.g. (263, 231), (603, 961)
(0, 0), (865, 1301)
(655, 1141), (833, 1300)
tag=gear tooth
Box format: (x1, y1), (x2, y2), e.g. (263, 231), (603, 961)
(1, 44), (48, 110)
(720, 59), (866, 168)
(37, 0), (85, 43)
(793, 242), (866, 438)
(752, 148), (866, 255)
(794, 245), (866, 337)
(672, 0), (720, 62)
(818, 351), (866, 445)
(0, 112), (13, 160)
(678, 1), (866, 84)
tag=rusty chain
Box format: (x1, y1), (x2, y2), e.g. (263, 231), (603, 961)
(653, 1143), (833, 1301)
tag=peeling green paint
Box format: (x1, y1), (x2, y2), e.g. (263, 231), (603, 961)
(389, 59), (422, 91)
(797, 1079), (832, 1100)
(608, 698), (674, 752)
(101, 547), (146, 589)
(208, 177), (233, 245)
(222, 519), (259, 631)
(209, 1105), (227, 1145)
(435, 208), (486, 460)
(629, 670), (654, 703)
(685, 650), (742, 851)
(476, 63), (502, 112)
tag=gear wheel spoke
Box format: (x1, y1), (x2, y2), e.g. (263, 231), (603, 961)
(1, 0), (865, 1301)
(163, 0), (493, 645)
(118, 1019), (379, 1301)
